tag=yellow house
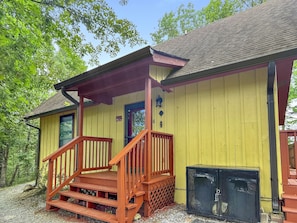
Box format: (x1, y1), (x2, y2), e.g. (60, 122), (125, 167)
(25, 1), (297, 222)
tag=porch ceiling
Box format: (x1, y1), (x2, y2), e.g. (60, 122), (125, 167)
(73, 58), (160, 104)
(55, 46), (188, 104)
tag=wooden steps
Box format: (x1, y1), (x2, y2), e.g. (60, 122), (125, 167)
(282, 193), (297, 222)
(59, 190), (137, 209)
(47, 199), (119, 223)
(70, 181), (118, 193)
(46, 171), (145, 223)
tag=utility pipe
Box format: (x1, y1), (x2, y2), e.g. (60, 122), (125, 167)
(267, 61), (279, 212)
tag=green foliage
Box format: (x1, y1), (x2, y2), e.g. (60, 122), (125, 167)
(151, 0), (266, 44)
(151, 3), (200, 44)
(0, 0), (144, 187)
(286, 61), (297, 128)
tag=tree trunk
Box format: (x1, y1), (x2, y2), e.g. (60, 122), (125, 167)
(0, 147), (9, 187)
(9, 164), (19, 186)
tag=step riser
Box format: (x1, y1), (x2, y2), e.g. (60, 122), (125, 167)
(284, 220), (297, 223)
(76, 177), (117, 188)
(284, 199), (297, 207)
(45, 171), (173, 223)
(56, 178), (144, 223)
(283, 185), (297, 194)
(47, 200), (118, 223)
(285, 212), (297, 222)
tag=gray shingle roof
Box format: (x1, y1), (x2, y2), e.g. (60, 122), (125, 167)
(154, 0), (297, 84)
(24, 91), (79, 120)
(27, 0), (297, 119)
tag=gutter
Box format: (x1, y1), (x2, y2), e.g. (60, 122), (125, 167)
(55, 46), (152, 91)
(25, 121), (41, 187)
(267, 61), (279, 212)
(161, 48), (297, 87)
(61, 87), (79, 136)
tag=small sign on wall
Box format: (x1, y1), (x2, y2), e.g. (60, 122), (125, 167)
(116, 115), (122, 122)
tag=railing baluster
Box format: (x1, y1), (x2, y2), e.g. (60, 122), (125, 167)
(64, 152), (67, 181)
(94, 141), (97, 168)
(102, 141), (104, 167)
(54, 160), (57, 189)
(290, 132), (297, 179)
(133, 146), (136, 186)
(69, 148), (72, 177)
(163, 136), (166, 171)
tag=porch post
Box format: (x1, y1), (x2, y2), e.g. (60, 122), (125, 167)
(78, 96), (84, 137)
(145, 77), (152, 181)
(77, 95), (84, 171)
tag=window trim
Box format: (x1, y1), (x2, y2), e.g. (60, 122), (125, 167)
(59, 113), (75, 147)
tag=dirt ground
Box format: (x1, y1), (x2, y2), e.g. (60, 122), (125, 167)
(0, 182), (232, 223)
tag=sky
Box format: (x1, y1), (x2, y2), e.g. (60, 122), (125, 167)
(96, 0), (210, 65)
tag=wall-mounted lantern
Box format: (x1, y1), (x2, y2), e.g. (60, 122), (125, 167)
(156, 95), (163, 107)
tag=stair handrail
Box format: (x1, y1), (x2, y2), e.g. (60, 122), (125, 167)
(43, 135), (112, 201)
(42, 136), (81, 162)
(109, 129), (148, 165)
(109, 129), (148, 222)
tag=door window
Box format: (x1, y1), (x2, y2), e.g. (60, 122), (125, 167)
(125, 102), (145, 145)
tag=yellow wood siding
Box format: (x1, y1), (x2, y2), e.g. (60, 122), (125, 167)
(149, 65), (172, 82)
(154, 67), (274, 212)
(39, 66), (280, 212)
(39, 111), (76, 171)
(83, 91), (145, 158)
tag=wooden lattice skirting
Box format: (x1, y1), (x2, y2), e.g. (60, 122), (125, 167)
(142, 176), (175, 217)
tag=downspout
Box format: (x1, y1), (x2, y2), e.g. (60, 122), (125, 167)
(25, 121), (41, 187)
(61, 87), (79, 136)
(267, 61), (279, 212)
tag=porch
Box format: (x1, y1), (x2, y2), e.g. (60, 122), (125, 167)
(40, 47), (186, 223)
(43, 130), (175, 223)
(280, 130), (297, 223)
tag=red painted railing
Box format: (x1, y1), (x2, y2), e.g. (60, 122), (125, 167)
(42, 136), (112, 201)
(42, 129), (173, 222)
(109, 129), (174, 222)
(280, 130), (297, 186)
(151, 131), (174, 176)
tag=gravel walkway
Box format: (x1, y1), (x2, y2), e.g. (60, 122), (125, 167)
(0, 182), (231, 223)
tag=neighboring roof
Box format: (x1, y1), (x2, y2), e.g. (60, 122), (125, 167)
(24, 91), (92, 120)
(154, 0), (297, 85)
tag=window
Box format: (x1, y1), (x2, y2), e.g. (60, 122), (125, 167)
(59, 114), (74, 147)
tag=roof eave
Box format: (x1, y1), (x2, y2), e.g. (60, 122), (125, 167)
(24, 101), (94, 120)
(161, 48), (297, 86)
(55, 46), (153, 91)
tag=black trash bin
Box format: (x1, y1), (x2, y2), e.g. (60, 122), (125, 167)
(186, 165), (260, 223)
(187, 167), (218, 217)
